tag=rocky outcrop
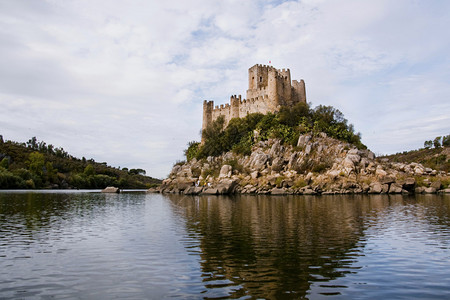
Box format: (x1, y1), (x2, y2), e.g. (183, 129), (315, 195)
(151, 134), (449, 195)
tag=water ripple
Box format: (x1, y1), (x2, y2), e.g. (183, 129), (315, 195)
(0, 192), (449, 299)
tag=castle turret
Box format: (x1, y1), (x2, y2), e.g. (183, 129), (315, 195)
(292, 79), (307, 104)
(202, 100), (214, 142)
(277, 68), (292, 106)
(247, 64), (270, 99)
(267, 67), (279, 111)
(230, 95), (240, 119)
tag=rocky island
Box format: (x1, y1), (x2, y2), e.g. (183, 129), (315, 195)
(156, 134), (449, 195)
(151, 64), (449, 195)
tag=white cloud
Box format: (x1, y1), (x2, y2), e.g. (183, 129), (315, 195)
(0, 0), (449, 178)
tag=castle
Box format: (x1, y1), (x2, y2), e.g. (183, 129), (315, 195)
(202, 64), (306, 138)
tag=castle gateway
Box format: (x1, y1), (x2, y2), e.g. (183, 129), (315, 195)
(202, 64), (306, 135)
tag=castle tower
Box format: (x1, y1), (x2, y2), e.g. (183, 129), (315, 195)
(202, 100), (214, 142)
(267, 67), (279, 111)
(247, 64), (270, 99)
(292, 79), (307, 104)
(248, 64), (269, 90)
(201, 64), (307, 141)
(277, 68), (292, 106)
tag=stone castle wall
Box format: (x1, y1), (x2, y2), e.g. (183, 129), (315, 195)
(202, 64), (306, 140)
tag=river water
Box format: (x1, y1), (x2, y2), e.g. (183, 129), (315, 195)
(0, 191), (449, 299)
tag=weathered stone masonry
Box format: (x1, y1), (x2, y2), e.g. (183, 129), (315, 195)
(202, 64), (306, 140)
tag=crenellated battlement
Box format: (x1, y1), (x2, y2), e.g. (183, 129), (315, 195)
(202, 64), (306, 141)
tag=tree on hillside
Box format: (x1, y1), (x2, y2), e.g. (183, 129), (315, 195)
(84, 164), (96, 176)
(433, 136), (442, 148)
(424, 140), (433, 149)
(27, 152), (45, 177)
(129, 168), (146, 175)
(27, 137), (38, 149)
(443, 135), (450, 147)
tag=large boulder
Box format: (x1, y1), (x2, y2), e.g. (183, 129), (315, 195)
(183, 186), (195, 195)
(327, 170), (340, 180)
(375, 167), (387, 177)
(102, 186), (120, 193)
(202, 188), (218, 195)
(388, 183), (403, 194)
(345, 153), (361, 166)
(216, 179), (238, 194)
(346, 154), (361, 164)
(302, 188), (317, 195)
(347, 148), (358, 155)
(415, 187), (425, 194)
(369, 182), (382, 194)
(297, 134), (311, 147)
(414, 166), (424, 175)
(430, 181), (442, 190)
(184, 186), (204, 195)
(176, 180), (194, 191)
(170, 165), (182, 176)
(250, 152), (269, 171)
(380, 176), (395, 185)
(343, 157), (356, 169)
(271, 187), (287, 195)
(402, 178), (416, 192)
(271, 157), (284, 172)
(219, 165), (232, 178)
(304, 144), (312, 155)
(424, 187), (437, 194)
(269, 140), (283, 157)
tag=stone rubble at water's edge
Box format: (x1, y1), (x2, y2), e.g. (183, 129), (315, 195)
(148, 134), (449, 195)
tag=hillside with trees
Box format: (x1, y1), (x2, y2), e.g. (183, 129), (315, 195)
(381, 135), (450, 173)
(0, 136), (161, 189)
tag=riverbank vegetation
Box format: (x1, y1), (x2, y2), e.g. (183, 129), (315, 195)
(0, 136), (161, 189)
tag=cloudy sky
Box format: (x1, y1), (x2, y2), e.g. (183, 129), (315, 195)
(1, 0), (449, 178)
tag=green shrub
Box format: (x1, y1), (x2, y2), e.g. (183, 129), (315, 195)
(293, 178), (307, 188)
(0, 167), (26, 188)
(295, 159), (315, 174)
(232, 132), (253, 156)
(185, 141), (200, 162)
(201, 167), (220, 179)
(441, 178), (450, 189)
(224, 158), (244, 173)
(191, 166), (202, 178)
(275, 176), (285, 187)
(0, 157), (9, 169)
(312, 163), (329, 173)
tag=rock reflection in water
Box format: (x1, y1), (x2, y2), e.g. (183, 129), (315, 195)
(167, 194), (387, 299)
